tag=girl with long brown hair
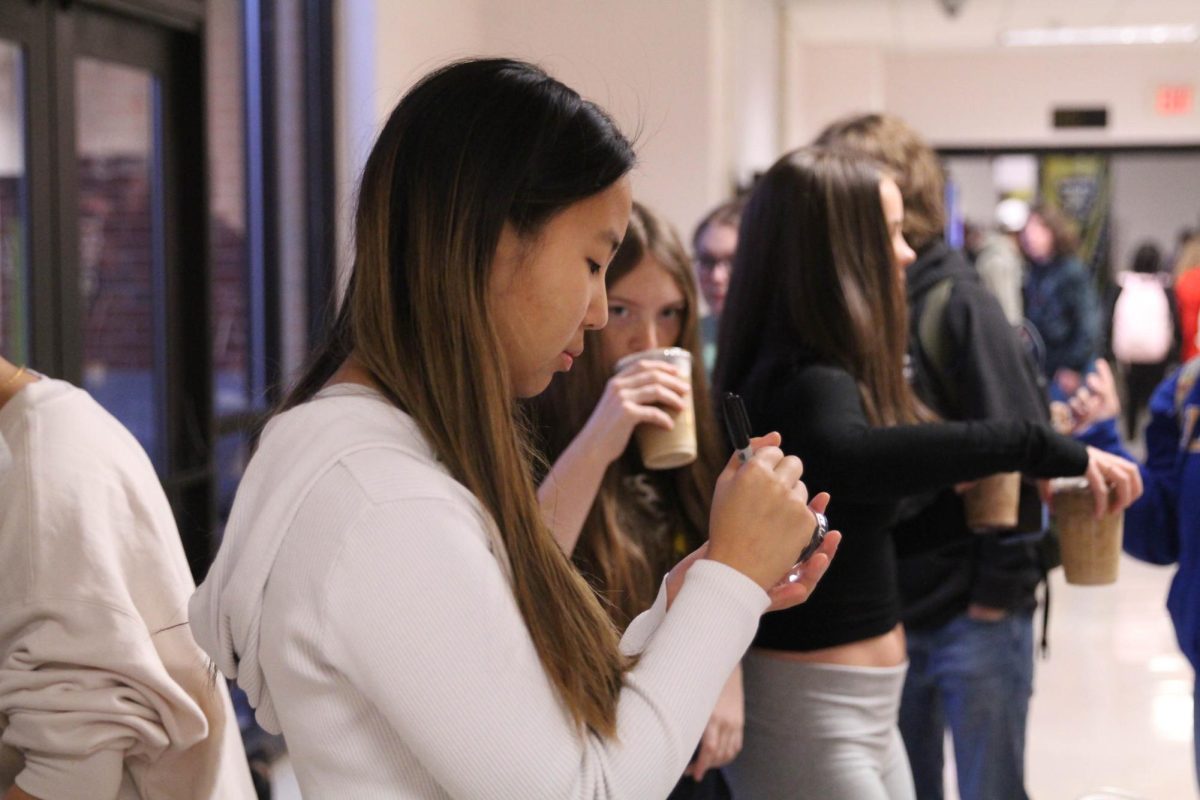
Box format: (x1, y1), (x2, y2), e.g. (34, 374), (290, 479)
(189, 59), (837, 798)
(529, 202), (760, 796)
(714, 147), (1141, 799)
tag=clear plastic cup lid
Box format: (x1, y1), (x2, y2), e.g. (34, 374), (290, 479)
(614, 347), (693, 373)
(1049, 476), (1090, 492)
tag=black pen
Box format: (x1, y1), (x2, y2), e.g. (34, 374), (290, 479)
(721, 392), (829, 564)
(722, 392), (755, 463)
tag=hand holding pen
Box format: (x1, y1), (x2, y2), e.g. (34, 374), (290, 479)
(687, 393), (839, 604)
(723, 393), (830, 571)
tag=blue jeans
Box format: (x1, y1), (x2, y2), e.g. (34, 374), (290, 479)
(898, 610), (1034, 800)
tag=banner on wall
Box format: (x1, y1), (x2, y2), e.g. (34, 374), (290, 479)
(1039, 154), (1112, 285)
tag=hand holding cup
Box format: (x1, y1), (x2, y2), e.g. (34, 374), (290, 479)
(581, 355), (692, 466)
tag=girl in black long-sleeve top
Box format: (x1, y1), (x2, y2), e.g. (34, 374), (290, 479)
(740, 352), (1089, 656)
(715, 147), (1141, 800)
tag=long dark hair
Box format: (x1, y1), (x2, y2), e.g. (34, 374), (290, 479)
(282, 59), (636, 737)
(1131, 241), (1162, 274)
(714, 146), (923, 426)
(528, 203), (725, 627)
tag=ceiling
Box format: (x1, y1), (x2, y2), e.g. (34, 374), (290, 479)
(785, 0), (1200, 50)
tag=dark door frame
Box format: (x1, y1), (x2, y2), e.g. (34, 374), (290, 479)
(70, 2), (212, 577)
(4, 0), (337, 578)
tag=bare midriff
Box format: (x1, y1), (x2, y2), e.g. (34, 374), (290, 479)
(752, 623), (906, 667)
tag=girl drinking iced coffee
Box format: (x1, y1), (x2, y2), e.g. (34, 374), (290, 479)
(189, 59), (839, 799)
(529, 203), (798, 796)
(714, 147), (1142, 800)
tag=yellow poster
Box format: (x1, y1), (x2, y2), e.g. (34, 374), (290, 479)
(1039, 154), (1111, 282)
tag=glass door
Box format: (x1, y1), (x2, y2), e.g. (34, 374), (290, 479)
(0, 39), (29, 366)
(2, 0), (214, 577)
(65, 6), (213, 575)
(0, 0), (56, 373)
(73, 55), (167, 466)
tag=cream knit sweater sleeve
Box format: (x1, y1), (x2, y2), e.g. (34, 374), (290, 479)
(0, 378), (255, 800)
(321, 495), (768, 799)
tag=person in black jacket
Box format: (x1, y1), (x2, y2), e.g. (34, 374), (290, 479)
(816, 113), (1055, 800)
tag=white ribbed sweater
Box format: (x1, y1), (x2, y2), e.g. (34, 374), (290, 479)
(190, 385), (768, 799)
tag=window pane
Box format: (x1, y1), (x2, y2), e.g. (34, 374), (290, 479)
(0, 40), (29, 363)
(76, 57), (165, 468)
(208, 0), (253, 418)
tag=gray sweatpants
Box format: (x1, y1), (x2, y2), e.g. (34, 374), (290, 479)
(724, 651), (916, 800)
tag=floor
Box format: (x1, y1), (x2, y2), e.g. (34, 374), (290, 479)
(271, 554), (1195, 799)
(1022, 555), (1194, 800)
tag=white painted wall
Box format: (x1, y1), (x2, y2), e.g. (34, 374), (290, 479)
(335, 0), (1200, 287)
(886, 46), (1200, 148)
(943, 155), (997, 229)
(469, 0), (726, 239)
(370, 0), (486, 123)
(783, 40), (886, 148)
(727, 0), (783, 188)
(782, 15), (1200, 150)
(333, 0), (786, 280)
(1111, 153), (1200, 272)
(333, 0), (379, 293)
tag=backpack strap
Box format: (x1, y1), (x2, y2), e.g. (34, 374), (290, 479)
(917, 276), (960, 413)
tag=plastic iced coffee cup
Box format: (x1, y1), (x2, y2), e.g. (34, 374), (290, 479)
(614, 347), (697, 470)
(1051, 477), (1124, 586)
(962, 472), (1021, 533)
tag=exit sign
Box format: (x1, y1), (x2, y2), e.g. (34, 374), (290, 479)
(1156, 84), (1194, 116)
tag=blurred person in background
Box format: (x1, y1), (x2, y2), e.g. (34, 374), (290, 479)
(816, 113), (1071, 800)
(974, 197), (1030, 326)
(692, 197), (745, 372)
(0, 357), (256, 800)
(1106, 242), (1180, 439)
(1173, 233), (1200, 363)
(1020, 204), (1101, 398)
